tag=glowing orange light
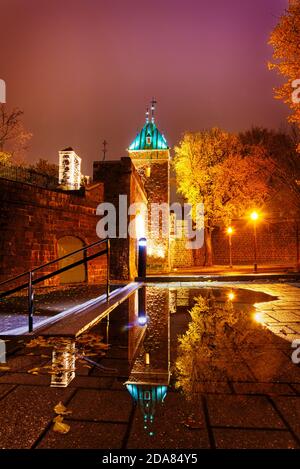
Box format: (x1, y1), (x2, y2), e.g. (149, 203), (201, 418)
(227, 226), (234, 235)
(250, 211), (259, 221)
(253, 312), (263, 323)
(227, 291), (235, 301)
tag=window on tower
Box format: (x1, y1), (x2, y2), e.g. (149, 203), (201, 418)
(146, 133), (152, 145)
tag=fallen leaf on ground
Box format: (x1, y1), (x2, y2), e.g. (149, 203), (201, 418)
(53, 415), (63, 423)
(54, 401), (72, 415)
(53, 416), (70, 434)
(27, 367), (39, 374)
(181, 419), (203, 430)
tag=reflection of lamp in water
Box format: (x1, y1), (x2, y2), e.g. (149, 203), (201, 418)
(51, 339), (76, 388)
(227, 291), (235, 302)
(138, 315), (148, 326)
(137, 287), (148, 326)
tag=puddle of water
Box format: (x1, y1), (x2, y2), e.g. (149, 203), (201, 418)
(1, 285), (294, 438)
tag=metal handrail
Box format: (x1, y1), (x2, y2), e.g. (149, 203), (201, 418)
(0, 238), (110, 333)
(0, 161), (59, 190)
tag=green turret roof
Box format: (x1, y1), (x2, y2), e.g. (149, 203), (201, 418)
(129, 122), (169, 151)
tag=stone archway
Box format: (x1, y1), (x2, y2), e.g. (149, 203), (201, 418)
(57, 236), (86, 284)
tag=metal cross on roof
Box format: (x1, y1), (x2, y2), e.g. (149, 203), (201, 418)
(151, 97), (157, 123)
(102, 139), (108, 161)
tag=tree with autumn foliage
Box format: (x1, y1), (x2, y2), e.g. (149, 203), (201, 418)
(269, 0), (300, 143)
(240, 126), (300, 214)
(173, 128), (272, 265)
(29, 158), (58, 178)
(0, 104), (32, 164)
(175, 295), (284, 398)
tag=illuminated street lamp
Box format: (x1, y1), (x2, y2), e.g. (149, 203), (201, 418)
(227, 291), (235, 301)
(226, 226), (234, 268)
(250, 211), (259, 273)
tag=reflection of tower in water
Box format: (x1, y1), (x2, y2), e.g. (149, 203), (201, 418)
(126, 383), (168, 436)
(125, 286), (170, 435)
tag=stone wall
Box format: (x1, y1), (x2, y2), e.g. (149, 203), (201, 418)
(129, 150), (170, 273)
(0, 179), (107, 286)
(93, 157), (147, 280)
(210, 220), (298, 266)
(170, 219), (194, 269)
(171, 218), (299, 268)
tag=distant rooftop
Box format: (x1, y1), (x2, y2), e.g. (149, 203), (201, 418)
(61, 147), (74, 152)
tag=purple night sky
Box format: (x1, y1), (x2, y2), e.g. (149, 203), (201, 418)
(0, 0), (289, 175)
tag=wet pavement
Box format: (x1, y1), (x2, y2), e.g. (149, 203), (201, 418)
(0, 282), (300, 449)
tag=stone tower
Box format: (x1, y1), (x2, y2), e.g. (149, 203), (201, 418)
(128, 102), (170, 273)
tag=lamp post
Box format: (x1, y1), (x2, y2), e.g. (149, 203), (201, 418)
(226, 226), (234, 268)
(138, 237), (147, 279)
(250, 211), (259, 273)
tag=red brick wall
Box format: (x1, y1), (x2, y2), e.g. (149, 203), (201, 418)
(93, 157), (147, 280)
(129, 151), (170, 274)
(0, 179), (107, 286)
(186, 220), (298, 267)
